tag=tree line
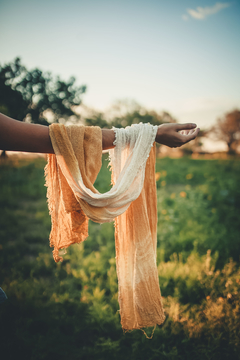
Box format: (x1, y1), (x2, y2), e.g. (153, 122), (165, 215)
(0, 58), (239, 154)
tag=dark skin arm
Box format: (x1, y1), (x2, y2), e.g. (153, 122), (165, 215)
(0, 113), (200, 153)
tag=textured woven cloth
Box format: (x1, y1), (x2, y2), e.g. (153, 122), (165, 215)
(45, 123), (165, 330)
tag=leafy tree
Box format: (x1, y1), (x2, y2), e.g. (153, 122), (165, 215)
(0, 57), (86, 125)
(85, 112), (110, 128)
(207, 109), (240, 154)
(85, 99), (176, 130)
(111, 109), (176, 128)
(107, 99), (176, 128)
(0, 70), (28, 120)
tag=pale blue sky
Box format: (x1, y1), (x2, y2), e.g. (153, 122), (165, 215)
(0, 0), (240, 129)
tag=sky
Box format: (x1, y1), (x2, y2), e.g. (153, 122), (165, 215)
(0, 0), (240, 134)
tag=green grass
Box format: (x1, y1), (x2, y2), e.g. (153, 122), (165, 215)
(0, 156), (240, 360)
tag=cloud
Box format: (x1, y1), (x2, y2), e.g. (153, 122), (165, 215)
(183, 2), (231, 20)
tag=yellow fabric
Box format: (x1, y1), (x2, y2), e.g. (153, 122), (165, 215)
(45, 123), (165, 331)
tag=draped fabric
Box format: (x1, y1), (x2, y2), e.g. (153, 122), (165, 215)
(45, 123), (165, 330)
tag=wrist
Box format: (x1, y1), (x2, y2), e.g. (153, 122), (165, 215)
(155, 124), (164, 144)
(102, 129), (115, 150)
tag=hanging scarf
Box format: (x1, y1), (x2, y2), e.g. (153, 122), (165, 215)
(45, 123), (165, 331)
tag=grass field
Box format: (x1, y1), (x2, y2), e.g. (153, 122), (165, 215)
(0, 155), (240, 360)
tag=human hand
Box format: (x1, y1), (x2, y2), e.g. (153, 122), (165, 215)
(155, 123), (200, 148)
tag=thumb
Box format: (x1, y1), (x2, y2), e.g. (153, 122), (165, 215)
(176, 123), (197, 131)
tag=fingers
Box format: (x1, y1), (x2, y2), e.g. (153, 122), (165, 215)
(176, 123), (197, 131)
(182, 128), (200, 143)
(186, 129), (196, 135)
(179, 129), (195, 135)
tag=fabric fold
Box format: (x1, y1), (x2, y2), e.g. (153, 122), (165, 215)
(45, 122), (165, 330)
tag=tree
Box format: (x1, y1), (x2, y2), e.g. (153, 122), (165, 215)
(85, 112), (110, 128)
(0, 60), (28, 121)
(0, 58), (86, 125)
(207, 110), (240, 154)
(84, 99), (177, 130)
(107, 99), (176, 128)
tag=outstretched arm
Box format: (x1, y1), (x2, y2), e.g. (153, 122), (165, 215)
(0, 113), (54, 153)
(0, 113), (199, 153)
(0, 113), (115, 153)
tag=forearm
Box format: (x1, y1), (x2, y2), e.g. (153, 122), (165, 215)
(0, 113), (116, 153)
(0, 113), (54, 153)
(101, 129), (115, 150)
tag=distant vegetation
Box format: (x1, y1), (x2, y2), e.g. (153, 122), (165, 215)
(1, 57), (240, 156)
(206, 109), (240, 154)
(0, 57), (86, 125)
(0, 58), (175, 129)
(0, 156), (239, 359)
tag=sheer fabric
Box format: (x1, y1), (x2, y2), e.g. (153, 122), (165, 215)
(45, 123), (165, 330)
